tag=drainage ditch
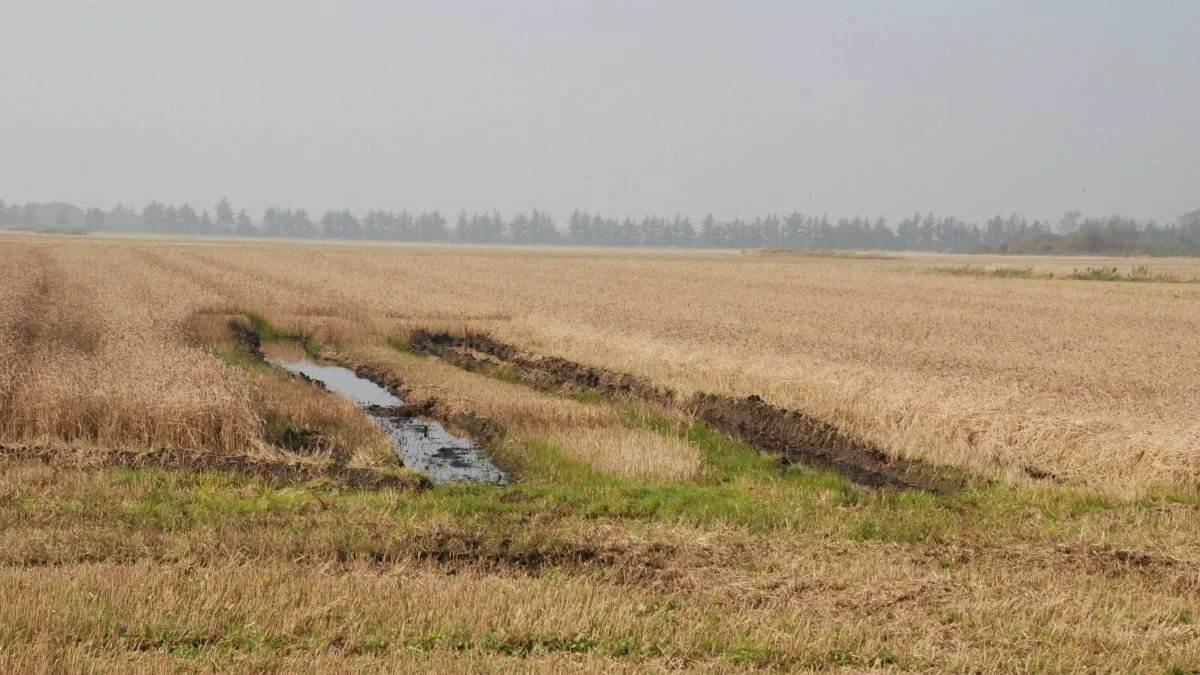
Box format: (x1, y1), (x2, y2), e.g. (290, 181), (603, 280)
(267, 355), (508, 485)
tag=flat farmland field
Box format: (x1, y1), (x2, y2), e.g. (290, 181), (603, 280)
(0, 233), (1197, 672)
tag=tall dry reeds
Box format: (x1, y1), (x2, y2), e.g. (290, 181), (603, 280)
(0, 244), (262, 454)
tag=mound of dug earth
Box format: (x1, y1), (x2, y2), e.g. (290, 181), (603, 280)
(411, 332), (970, 493)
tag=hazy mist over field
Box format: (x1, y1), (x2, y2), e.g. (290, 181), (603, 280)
(3, 0), (1199, 223)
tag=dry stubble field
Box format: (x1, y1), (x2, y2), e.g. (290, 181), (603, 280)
(0, 233), (1197, 672)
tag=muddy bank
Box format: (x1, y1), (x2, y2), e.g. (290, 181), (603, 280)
(0, 443), (425, 490)
(412, 331), (673, 405)
(411, 331), (970, 493)
(689, 393), (968, 493)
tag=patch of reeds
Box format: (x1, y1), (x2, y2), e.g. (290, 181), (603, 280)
(931, 263), (1193, 283)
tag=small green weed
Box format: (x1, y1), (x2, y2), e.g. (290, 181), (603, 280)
(385, 334), (413, 353)
(214, 346), (269, 372)
(236, 309), (283, 342)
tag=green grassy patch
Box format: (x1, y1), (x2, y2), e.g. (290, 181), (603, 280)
(447, 436), (951, 537)
(234, 309), (325, 354)
(302, 336), (322, 357)
(2, 456), (1185, 574)
(124, 473), (322, 524)
(236, 309), (285, 343)
(494, 365), (521, 383)
(567, 389), (606, 405)
(621, 407), (783, 482)
(385, 334), (413, 353)
(1137, 491), (1200, 509)
(213, 345), (271, 373)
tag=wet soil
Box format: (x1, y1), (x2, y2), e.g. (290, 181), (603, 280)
(411, 331), (971, 493)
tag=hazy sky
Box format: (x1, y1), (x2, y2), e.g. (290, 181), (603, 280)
(4, 0), (1198, 223)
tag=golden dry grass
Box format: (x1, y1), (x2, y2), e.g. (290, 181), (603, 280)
(0, 555), (1191, 672)
(1, 235), (1197, 492)
(0, 460), (1195, 673)
(1, 234), (1198, 672)
(0, 244), (262, 454)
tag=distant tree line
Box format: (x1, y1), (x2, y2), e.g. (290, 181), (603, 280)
(3, 197), (1199, 255)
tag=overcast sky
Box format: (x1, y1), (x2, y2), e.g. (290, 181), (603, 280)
(3, 0), (1198, 223)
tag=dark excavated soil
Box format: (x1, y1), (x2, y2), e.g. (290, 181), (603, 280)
(689, 393), (968, 493)
(412, 331), (673, 405)
(411, 331), (971, 494)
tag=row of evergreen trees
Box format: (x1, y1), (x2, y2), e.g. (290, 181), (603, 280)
(4, 197), (1199, 254)
(0, 197), (1010, 252)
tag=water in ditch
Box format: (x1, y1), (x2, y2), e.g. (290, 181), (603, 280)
(267, 356), (507, 485)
